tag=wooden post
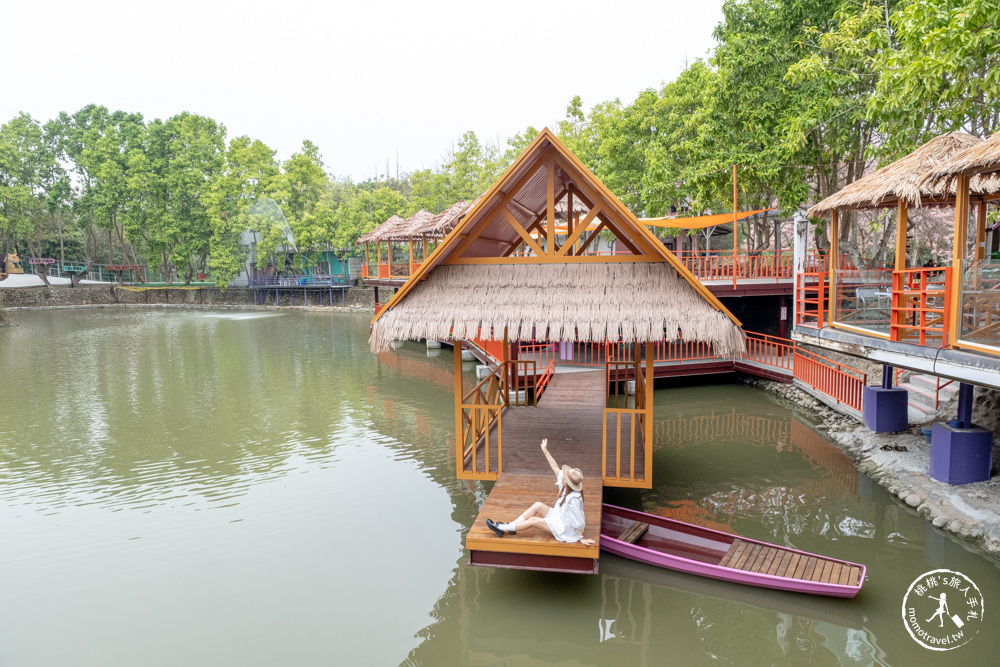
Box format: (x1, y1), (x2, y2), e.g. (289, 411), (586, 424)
(828, 209), (839, 327)
(732, 165), (738, 289)
(895, 200), (908, 270)
(546, 160), (556, 253)
(566, 190), (574, 256)
(387, 240), (393, 277)
(502, 327), (510, 407)
(408, 239), (414, 275)
(948, 173), (970, 342)
(975, 200), (987, 261)
(644, 340), (654, 480)
(454, 339), (464, 475)
(895, 200), (909, 331)
(423, 236), (428, 263)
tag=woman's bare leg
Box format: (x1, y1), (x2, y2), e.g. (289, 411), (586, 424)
(511, 516), (553, 535)
(514, 502), (549, 523)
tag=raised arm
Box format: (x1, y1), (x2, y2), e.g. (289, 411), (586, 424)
(540, 439), (560, 476)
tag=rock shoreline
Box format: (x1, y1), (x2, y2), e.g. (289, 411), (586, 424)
(744, 377), (1000, 559)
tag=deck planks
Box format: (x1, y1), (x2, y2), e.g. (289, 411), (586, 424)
(718, 539), (861, 586)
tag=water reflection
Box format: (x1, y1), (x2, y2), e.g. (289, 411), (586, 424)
(3, 312), (999, 666)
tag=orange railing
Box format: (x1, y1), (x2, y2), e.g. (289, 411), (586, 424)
(796, 267), (826, 328)
(603, 356), (651, 487)
(744, 331), (794, 371)
(377, 263), (390, 279)
(410, 261), (422, 275)
(895, 368), (954, 410)
(374, 302), (384, 316)
(362, 264), (369, 279)
(890, 267), (951, 346)
(793, 349), (866, 413)
(459, 371), (504, 479)
(673, 249), (795, 282)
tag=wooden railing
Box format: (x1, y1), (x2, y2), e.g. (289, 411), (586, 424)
(460, 371), (504, 479)
(603, 354), (651, 487)
(793, 349), (866, 413)
(377, 262), (390, 279)
(890, 267), (951, 346)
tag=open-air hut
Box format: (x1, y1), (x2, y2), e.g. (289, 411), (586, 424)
(369, 128), (746, 573)
(805, 132), (1000, 344)
(923, 130), (1000, 353)
(360, 203), (482, 282)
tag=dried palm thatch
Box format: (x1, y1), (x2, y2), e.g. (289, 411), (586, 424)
(418, 199), (475, 238)
(385, 209), (435, 242)
(357, 215), (404, 245)
(923, 130), (1000, 188)
(370, 262), (747, 357)
(807, 132), (1000, 217)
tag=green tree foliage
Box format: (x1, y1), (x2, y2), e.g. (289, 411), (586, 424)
(872, 0), (1000, 155)
(206, 135), (282, 286)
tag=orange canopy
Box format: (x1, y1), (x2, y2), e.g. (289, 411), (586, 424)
(640, 208), (776, 229)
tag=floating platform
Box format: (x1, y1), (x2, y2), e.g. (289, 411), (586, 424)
(466, 370), (610, 574)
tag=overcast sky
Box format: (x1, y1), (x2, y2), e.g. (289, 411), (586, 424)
(6, 0), (724, 180)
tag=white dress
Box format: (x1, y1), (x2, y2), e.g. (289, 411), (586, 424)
(544, 470), (586, 543)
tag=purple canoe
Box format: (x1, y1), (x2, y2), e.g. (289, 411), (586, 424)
(600, 504), (865, 598)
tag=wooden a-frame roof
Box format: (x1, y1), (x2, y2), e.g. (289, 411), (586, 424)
(370, 129), (745, 354)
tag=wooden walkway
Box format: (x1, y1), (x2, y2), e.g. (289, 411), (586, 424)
(718, 539), (863, 587)
(469, 370), (646, 481)
(466, 370), (611, 573)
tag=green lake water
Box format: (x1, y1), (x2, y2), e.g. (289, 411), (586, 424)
(1, 309), (997, 666)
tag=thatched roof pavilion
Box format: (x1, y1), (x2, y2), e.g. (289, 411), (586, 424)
(370, 128), (746, 355)
(807, 132), (1000, 217)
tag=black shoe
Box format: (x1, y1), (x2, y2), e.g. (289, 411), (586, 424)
(486, 518), (505, 538)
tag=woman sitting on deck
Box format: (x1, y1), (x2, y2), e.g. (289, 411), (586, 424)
(486, 439), (597, 546)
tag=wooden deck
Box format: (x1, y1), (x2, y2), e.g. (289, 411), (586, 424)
(467, 370), (647, 481)
(467, 370), (610, 573)
(718, 539), (862, 587)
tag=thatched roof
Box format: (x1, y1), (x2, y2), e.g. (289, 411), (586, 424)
(369, 262), (747, 356)
(407, 202), (472, 240)
(357, 215), (404, 244)
(924, 130), (1000, 187)
(384, 209), (435, 242)
(807, 132), (1000, 216)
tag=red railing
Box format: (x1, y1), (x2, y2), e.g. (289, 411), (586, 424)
(744, 331), (794, 371)
(374, 302), (385, 316)
(362, 264), (369, 279)
(377, 263), (390, 279)
(793, 349), (866, 413)
(796, 268), (826, 328)
(673, 249), (795, 282)
(890, 267), (951, 346)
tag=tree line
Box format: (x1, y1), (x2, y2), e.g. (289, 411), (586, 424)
(2, 0), (996, 284)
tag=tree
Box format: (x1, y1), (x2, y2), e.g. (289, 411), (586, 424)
(206, 135), (282, 287)
(871, 0), (1000, 155)
(0, 112), (63, 284)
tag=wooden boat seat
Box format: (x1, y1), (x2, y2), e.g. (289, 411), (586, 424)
(718, 539), (862, 586)
(617, 521), (649, 544)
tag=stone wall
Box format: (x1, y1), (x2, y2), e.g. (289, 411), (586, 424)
(0, 284), (390, 310)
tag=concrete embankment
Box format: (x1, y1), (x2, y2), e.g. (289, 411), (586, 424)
(0, 284), (389, 311)
(746, 377), (1000, 558)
